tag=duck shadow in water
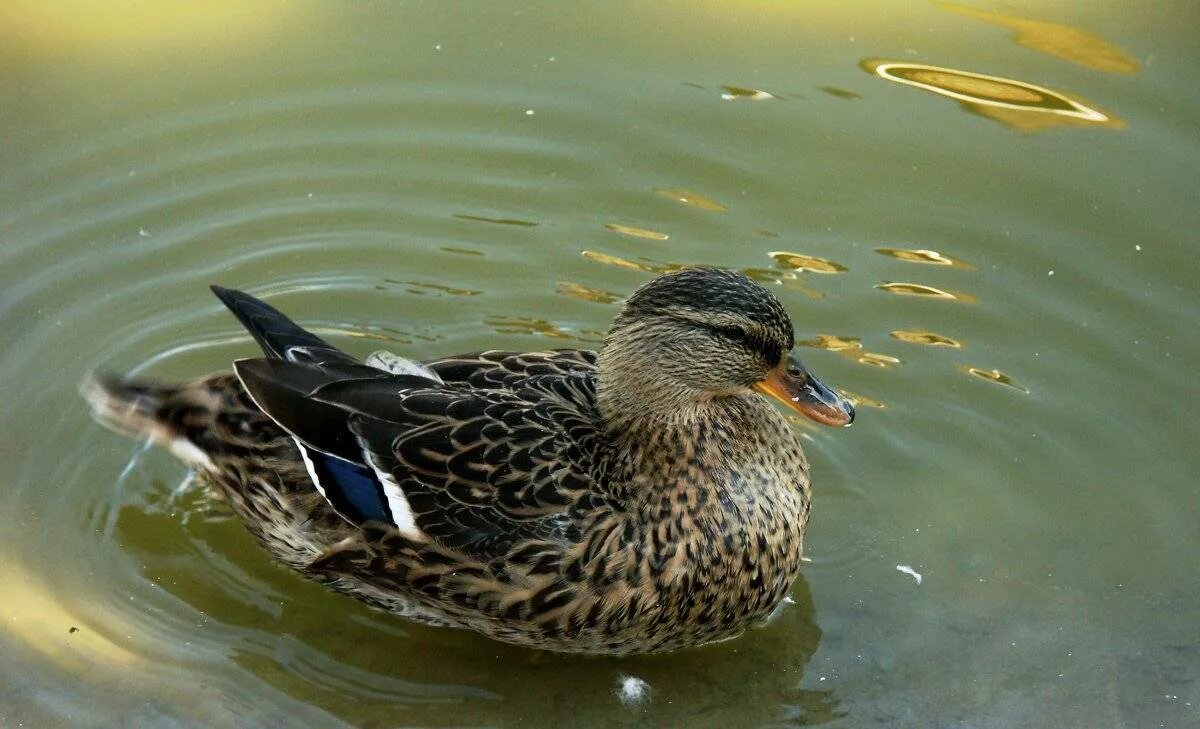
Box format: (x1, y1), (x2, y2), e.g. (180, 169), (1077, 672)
(117, 490), (842, 727)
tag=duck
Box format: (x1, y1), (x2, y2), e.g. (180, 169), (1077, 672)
(83, 267), (854, 655)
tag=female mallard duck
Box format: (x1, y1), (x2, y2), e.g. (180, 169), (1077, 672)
(84, 267), (853, 655)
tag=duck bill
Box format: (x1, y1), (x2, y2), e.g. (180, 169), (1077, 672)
(753, 353), (855, 427)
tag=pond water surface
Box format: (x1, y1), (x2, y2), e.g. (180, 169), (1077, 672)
(2, 1), (1198, 726)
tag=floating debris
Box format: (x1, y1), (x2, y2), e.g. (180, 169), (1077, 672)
(890, 329), (964, 347)
(896, 565), (923, 585)
(440, 246), (484, 256)
(876, 282), (977, 303)
(769, 251), (848, 273)
(761, 595), (797, 626)
(454, 213), (539, 227)
(605, 223), (669, 241)
(720, 85), (777, 101)
(653, 188), (727, 212)
(961, 365), (1029, 393)
(819, 86), (861, 99)
(875, 247), (974, 269)
(861, 59), (1123, 132)
(383, 280), (482, 297)
(616, 675), (652, 707)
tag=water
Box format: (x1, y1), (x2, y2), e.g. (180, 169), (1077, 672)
(2, 1), (1197, 725)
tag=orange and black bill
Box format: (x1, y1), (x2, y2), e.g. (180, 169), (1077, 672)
(753, 352), (855, 427)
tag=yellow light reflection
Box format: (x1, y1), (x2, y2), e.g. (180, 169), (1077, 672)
(581, 250), (681, 274)
(0, 0), (290, 53)
(876, 281), (978, 303)
(557, 281), (621, 304)
(937, 2), (1140, 74)
(838, 389), (886, 409)
(0, 563), (139, 674)
(605, 223), (670, 241)
(960, 365), (1029, 393)
(875, 248), (974, 270)
(799, 334), (902, 368)
(890, 329), (964, 348)
(742, 268), (797, 285)
(486, 316), (580, 340)
(720, 86), (777, 101)
(769, 251), (849, 273)
(654, 188), (728, 212)
(862, 59), (1123, 132)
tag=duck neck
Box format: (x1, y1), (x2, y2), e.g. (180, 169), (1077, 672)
(596, 357), (776, 472)
(596, 349), (715, 434)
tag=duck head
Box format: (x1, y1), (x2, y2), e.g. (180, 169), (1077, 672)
(596, 267), (855, 427)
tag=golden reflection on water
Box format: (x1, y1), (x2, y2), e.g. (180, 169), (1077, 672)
(719, 85), (777, 101)
(742, 267), (795, 285)
(581, 250), (680, 274)
(891, 329), (964, 348)
(960, 365), (1029, 393)
(936, 2), (1140, 74)
(0, 563), (140, 673)
(0, 0), (289, 52)
(876, 281), (978, 303)
(605, 223), (670, 241)
(799, 334), (902, 368)
(862, 59), (1123, 132)
(838, 389), (886, 409)
(741, 266), (828, 300)
(875, 247), (973, 269)
(382, 279), (482, 297)
(556, 281), (622, 304)
(654, 188), (727, 212)
(340, 328), (428, 346)
(769, 251), (849, 273)
(782, 278), (827, 301)
(485, 316), (595, 341)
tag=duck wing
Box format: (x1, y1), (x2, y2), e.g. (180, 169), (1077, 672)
(234, 357), (603, 561)
(424, 349), (598, 390)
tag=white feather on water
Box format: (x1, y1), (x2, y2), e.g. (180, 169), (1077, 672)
(616, 675), (651, 707)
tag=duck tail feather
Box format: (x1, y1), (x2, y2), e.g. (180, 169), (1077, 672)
(210, 285), (356, 366)
(80, 373), (216, 469)
(81, 372), (178, 439)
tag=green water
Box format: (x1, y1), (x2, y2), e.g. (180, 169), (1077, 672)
(2, 1), (1197, 726)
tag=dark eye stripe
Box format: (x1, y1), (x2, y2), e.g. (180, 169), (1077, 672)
(692, 322), (749, 343)
(695, 323), (782, 364)
(713, 324), (749, 343)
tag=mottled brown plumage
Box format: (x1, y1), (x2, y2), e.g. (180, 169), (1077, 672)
(83, 267), (853, 654)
